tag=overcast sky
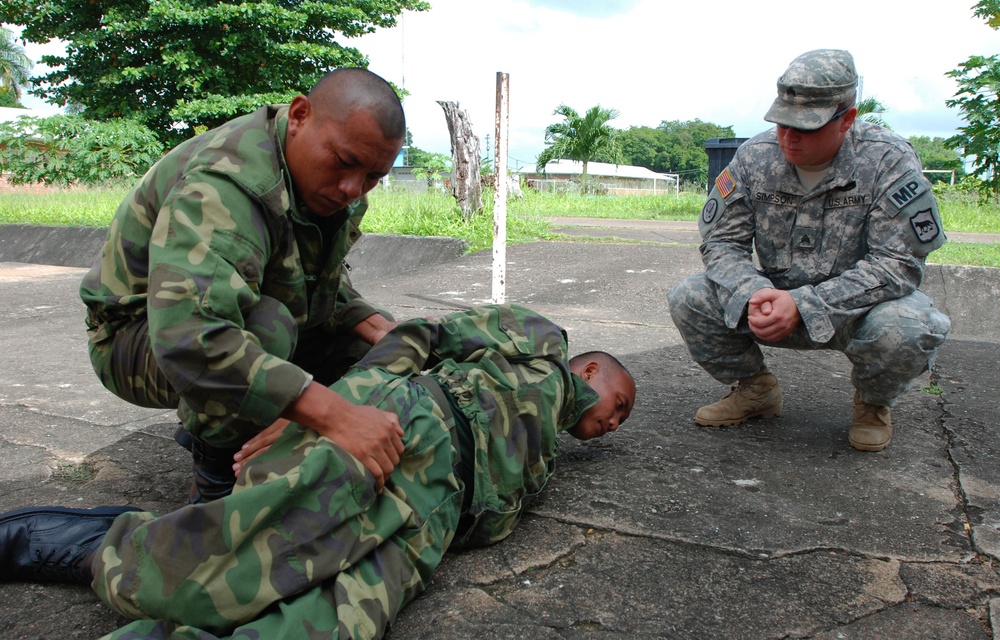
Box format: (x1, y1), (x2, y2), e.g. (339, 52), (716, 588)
(13, 0), (999, 169)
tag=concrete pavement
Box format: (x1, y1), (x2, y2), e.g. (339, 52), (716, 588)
(1, 220), (999, 639)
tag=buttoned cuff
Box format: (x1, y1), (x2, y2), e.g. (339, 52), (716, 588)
(722, 276), (773, 329)
(789, 286), (834, 344)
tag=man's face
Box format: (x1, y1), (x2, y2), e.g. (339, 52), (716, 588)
(567, 367), (636, 441)
(285, 96), (403, 217)
(775, 108), (855, 170)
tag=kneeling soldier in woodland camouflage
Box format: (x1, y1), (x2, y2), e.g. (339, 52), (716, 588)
(0, 304), (636, 640)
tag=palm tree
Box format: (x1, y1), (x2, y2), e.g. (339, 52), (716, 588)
(535, 103), (623, 189)
(0, 27), (32, 107)
(855, 96), (890, 130)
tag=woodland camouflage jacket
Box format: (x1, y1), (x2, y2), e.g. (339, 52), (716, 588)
(80, 104), (379, 432)
(351, 304), (600, 548)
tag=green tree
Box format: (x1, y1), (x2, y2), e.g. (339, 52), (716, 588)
(945, 0), (1000, 196)
(855, 96), (890, 129)
(0, 26), (32, 107)
(0, 114), (164, 185)
(536, 103), (623, 189)
(908, 135), (965, 184)
(618, 119), (734, 186)
(0, 0), (428, 146)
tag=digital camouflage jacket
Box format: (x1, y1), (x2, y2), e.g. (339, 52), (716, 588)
(698, 120), (946, 344)
(80, 104), (380, 434)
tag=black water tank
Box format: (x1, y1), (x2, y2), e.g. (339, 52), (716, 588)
(704, 137), (749, 193)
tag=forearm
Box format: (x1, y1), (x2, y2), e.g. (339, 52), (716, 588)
(282, 381), (355, 439)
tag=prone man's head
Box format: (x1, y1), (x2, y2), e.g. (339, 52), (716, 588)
(567, 351), (636, 440)
(284, 68), (405, 217)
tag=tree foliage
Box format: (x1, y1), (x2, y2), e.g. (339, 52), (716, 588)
(855, 96), (890, 129)
(617, 119), (734, 186)
(0, 114), (164, 185)
(0, 0), (428, 146)
(908, 135), (965, 184)
(946, 0), (1000, 196)
(0, 26), (31, 105)
(536, 103), (623, 188)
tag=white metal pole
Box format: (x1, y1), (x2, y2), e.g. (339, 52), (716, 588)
(493, 72), (509, 304)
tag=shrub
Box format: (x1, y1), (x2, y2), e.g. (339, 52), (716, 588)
(0, 115), (164, 186)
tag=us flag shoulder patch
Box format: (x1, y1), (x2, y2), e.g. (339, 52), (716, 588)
(715, 169), (736, 198)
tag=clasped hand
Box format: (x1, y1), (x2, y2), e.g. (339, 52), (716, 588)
(747, 288), (800, 343)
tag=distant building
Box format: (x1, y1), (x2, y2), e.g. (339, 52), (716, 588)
(517, 159), (679, 196)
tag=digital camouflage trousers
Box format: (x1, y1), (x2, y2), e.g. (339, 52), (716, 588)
(668, 274), (951, 406)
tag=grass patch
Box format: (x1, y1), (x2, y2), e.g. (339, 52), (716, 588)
(0, 184), (129, 227)
(928, 242), (1000, 268)
(936, 188), (1000, 234)
(2, 183), (998, 265)
(507, 190), (704, 220)
(365, 188), (555, 254)
(50, 460), (96, 486)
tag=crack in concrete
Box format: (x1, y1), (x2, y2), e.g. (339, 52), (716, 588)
(938, 367), (986, 564)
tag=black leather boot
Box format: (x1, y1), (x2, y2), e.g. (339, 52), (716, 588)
(175, 426), (241, 504)
(0, 505), (139, 584)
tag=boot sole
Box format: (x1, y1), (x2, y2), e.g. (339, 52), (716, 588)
(848, 436), (891, 452)
(695, 408), (782, 427)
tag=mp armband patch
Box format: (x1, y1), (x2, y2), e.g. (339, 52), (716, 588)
(882, 172), (930, 218)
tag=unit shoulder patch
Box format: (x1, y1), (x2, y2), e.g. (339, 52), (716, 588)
(701, 198), (719, 224)
(909, 209), (940, 244)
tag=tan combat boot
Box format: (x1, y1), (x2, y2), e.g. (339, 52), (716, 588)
(848, 390), (892, 452)
(695, 370), (783, 427)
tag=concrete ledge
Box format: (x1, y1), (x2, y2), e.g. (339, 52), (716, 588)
(346, 233), (468, 280)
(1, 224), (996, 342)
(921, 264), (1000, 342)
(0, 224), (108, 269)
(0, 224), (468, 278)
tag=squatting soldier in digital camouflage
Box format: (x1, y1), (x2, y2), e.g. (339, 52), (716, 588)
(0, 304), (637, 639)
(79, 68), (410, 503)
(667, 49), (950, 451)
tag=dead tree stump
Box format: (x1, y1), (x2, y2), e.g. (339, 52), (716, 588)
(437, 101), (483, 219)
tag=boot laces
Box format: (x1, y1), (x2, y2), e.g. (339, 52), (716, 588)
(32, 546), (85, 581)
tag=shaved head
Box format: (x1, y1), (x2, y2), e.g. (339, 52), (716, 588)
(308, 68), (405, 141)
(570, 351), (631, 380)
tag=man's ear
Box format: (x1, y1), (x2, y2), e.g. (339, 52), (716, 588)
(582, 360), (600, 381)
(287, 95), (311, 134)
(839, 107), (857, 132)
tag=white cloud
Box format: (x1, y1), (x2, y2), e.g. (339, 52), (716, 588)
(355, 0), (999, 165)
(9, 0), (998, 160)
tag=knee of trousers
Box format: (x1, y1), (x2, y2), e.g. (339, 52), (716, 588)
(847, 294), (951, 379)
(855, 294), (951, 354)
(667, 274), (726, 331)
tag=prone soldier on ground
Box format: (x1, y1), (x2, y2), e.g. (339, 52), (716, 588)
(0, 304), (636, 640)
